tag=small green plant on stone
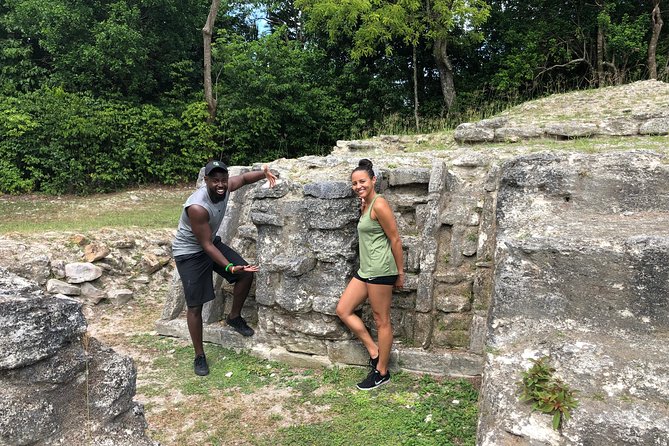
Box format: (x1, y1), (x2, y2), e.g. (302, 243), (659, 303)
(519, 356), (579, 430)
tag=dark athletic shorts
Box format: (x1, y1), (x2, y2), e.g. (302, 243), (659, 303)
(174, 236), (249, 308)
(353, 271), (398, 286)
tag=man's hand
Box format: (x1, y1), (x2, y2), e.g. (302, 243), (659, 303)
(232, 264), (260, 273)
(263, 164), (277, 188)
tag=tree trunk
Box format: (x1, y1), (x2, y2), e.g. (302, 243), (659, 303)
(412, 44), (420, 132)
(433, 37), (455, 111)
(597, 23), (605, 86)
(203, 0), (221, 123)
(648, 0), (663, 79)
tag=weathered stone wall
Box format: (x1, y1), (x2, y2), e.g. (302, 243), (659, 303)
(0, 267), (156, 446)
(157, 151), (495, 376)
(477, 151), (669, 445)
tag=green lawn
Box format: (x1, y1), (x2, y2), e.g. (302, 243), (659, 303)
(0, 186), (191, 233)
(133, 335), (479, 446)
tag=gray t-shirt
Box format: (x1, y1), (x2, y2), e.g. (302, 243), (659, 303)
(172, 186), (229, 257)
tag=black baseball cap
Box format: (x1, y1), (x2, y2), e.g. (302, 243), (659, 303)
(204, 160), (228, 176)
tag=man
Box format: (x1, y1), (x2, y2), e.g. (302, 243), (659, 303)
(172, 160), (277, 376)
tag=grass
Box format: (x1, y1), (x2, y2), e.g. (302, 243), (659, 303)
(133, 335), (479, 446)
(0, 185), (191, 233)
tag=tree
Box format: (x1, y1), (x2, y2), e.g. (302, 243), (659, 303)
(296, 0), (490, 116)
(0, 0), (209, 99)
(648, 0), (664, 79)
(203, 0), (221, 122)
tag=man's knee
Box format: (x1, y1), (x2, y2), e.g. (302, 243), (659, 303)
(187, 305), (203, 317)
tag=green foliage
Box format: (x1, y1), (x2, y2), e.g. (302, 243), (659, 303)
(0, 0), (209, 99)
(214, 29), (353, 163)
(519, 356), (579, 430)
(0, 89), (217, 194)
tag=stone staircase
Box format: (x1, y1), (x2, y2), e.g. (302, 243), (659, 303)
(478, 151), (669, 445)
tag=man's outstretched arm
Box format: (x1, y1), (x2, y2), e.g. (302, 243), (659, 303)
(228, 164), (277, 192)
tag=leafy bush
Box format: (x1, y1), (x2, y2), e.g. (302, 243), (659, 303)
(0, 88), (219, 194)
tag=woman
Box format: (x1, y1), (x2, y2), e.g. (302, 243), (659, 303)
(336, 159), (404, 390)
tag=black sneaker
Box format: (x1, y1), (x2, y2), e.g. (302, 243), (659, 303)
(369, 355), (379, 370)
(194, 354), (209, 376)
(226, 316), (255, 337)
(356, 369), (390, 390)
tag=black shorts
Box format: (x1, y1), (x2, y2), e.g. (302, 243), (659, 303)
(353, 271), (398, 286)
(174, 236), (249, 308)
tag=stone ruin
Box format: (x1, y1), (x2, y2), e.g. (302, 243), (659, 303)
(0, 79), (667, 445)
(157, 150), (491, 375)
(0, 267), (156, 446)
(157, 80), (669, 444)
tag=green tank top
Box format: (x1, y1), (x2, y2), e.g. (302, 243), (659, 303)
(357, 195), (398, 278)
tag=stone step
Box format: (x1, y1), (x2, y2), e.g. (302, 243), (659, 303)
(495, 231), (669, 333)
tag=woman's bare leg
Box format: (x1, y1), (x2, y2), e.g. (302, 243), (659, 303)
(336, 278), (378, 359)
(367, 284), (393, 375)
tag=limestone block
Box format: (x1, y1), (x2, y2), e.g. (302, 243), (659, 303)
(388, 168), (431, 186)
(478, 117), (509, 129)
(267, 347), (332, 369)
(434, 281), (472, 313)
(303, 198), (358, 229)
(391, 290), (416, 310)
(283, 336), (328, 356)
(413, 312), (433, 347)
(65, 262), (103, 284)
(140, 253), (167, 274)
(265, 254), (316, 277)
(402, 236), (421, 273)
(598, 118), (640, 136)
(306, 229), (357, 262)
(83, 242), (110, 262)
(46, 279), (81, 296)
(428, 160), (447, 194)
(303, 181), (353, 199)
(111, 238), (136, 249)
(1, 341), (86, 384)
(202, 289), (225, 323)
(0, 392), (58, 445)
(265, 309), (349, 339)
(440, 195), (481, 226)
(483, 165), (499, 192)
(254, 178), (291, 198)
(250, 200), (285, 226)
(431, 313), (473, 348)
(544, 121), (598, 137)
(454, 123), (495, 143)
(494, 125), (544, 142)
(50, 259), (66, 279)
(312, 294), (339, 316)
(462, 229), (478, 257)
(275, 276), (313, 313)
(326, 340), (369, 366)
(161, 270), (185, 320)
(13, 254), (51, 286)
(254, 271), (278, 306)
(468, 313), (487, 354)
(86, 338), (137, 421)
(639, 117), (669, 135)
(452, 153), (492, 168)
(108, 289), (133, 305)
(0, 294), (86, 369)
(472, 269), (493, 312)
(399, 348), (483, 376)
(415, 272), (433, 313)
